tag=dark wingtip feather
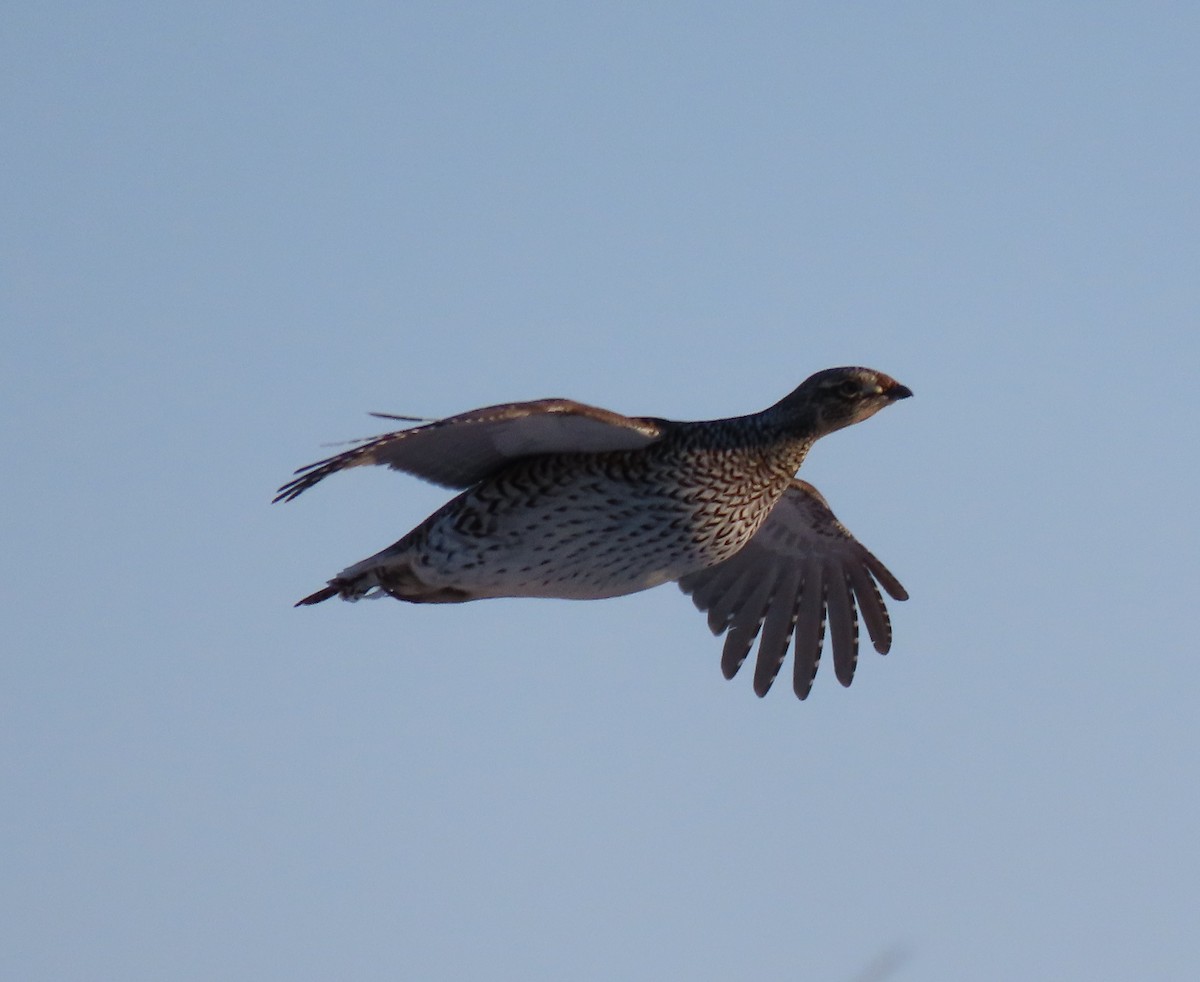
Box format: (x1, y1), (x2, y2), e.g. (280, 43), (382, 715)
(368, 412), (432, 422)
(863, 549), (908, 601)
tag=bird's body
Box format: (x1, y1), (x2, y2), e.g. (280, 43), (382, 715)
(328, 420), (807, 603)
(277, 367), (912, 698)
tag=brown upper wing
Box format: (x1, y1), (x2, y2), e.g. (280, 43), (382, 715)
(275, 398), (668, 501)
(677, 479), (908, 699)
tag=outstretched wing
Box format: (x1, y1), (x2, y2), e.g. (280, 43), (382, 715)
(275, 398), (668, 502)
(677, 480), (908, 699)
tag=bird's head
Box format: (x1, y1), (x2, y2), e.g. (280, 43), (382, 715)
(776, 366), (913, 437)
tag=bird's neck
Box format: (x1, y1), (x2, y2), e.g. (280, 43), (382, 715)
(755, 402), (827, 474)
(696, 410), (817, 478)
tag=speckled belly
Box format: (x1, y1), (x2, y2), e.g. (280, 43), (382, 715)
(404, 453), (781, 600)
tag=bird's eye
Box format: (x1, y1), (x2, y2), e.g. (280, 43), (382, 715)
(838, 379), (862, 399)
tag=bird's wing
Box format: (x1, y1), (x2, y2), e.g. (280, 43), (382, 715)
(677, 479), (908, 699)
(275, 398), (669, 501)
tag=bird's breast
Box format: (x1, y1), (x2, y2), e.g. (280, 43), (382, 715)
(409, 446), (794, 600)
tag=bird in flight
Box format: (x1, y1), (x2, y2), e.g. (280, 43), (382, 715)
(276, 366), (912, 698)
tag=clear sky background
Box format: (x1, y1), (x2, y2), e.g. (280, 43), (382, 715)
(4, 3), (1198, 980)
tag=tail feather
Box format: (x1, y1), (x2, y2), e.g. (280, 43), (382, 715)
(296, 583), (341, 606)
(295, 554), (393, 607)
(294, 554), (475, 607)
(294, 572), (376, 606)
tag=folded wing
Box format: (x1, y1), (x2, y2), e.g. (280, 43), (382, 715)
(677, 480), (908, 699)
(275, 399), (668, 501)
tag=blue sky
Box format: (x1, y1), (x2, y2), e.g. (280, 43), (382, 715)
(4, 3), (1198, 979)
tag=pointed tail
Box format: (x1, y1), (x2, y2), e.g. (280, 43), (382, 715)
(295, 583), (341, 606)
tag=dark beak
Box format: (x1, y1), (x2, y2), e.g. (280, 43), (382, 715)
(888, 382), (914, 400)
